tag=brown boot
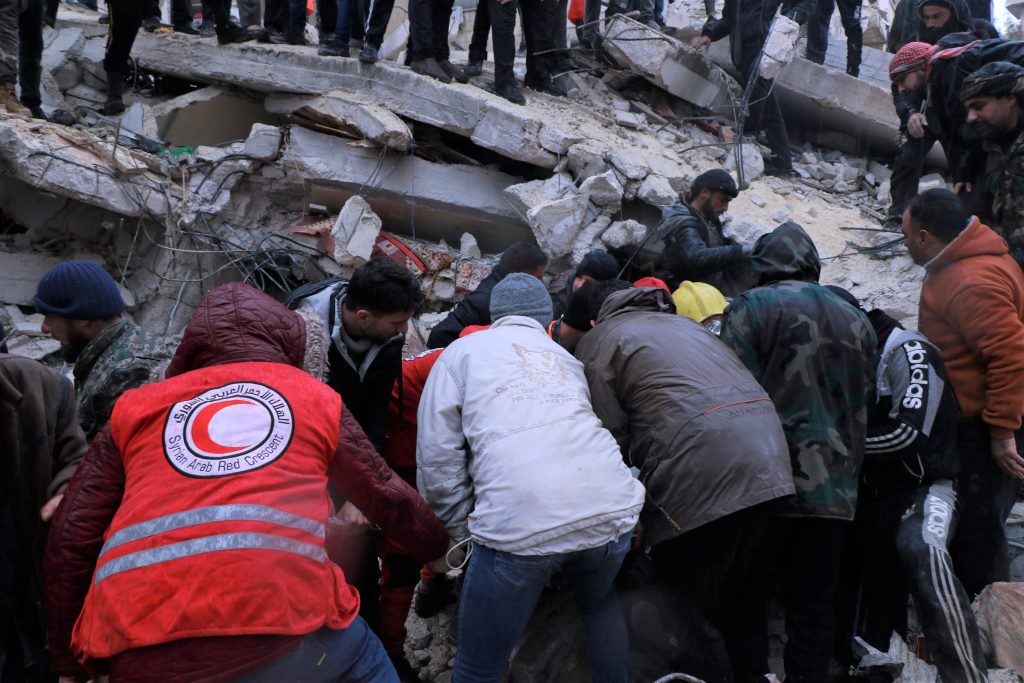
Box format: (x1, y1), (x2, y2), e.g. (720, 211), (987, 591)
(0, 83), (32, 117)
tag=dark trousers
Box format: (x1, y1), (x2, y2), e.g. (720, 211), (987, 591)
(468, 0), (490, 62)
(283, 0), (307, 37)
(731, 517), (847, 683)
(18, 0), (43, 108)
(317, 0), (338, 34)
(143, 0), (192, 24)
(887, 129), (936, 221)
(408, 0), (453, 60)
(949, 419), (1022, 598)
(837, 480), (988, 683)
(103, 0), (146, 77)
(805, 0), (862, 75)
(738, 52), (793, 171)
(472, 0), (516, 85)
(265, 0), (287, 31)
(364, 0), (395, 47)
(650, 503), (774, 683)
(520, 0), (557, 82)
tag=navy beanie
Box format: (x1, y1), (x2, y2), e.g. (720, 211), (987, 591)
(34, 262), (125, 319)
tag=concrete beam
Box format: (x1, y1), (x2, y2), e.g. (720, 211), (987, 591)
(285, 127), (532, 252)
(265, 93), (413, 152)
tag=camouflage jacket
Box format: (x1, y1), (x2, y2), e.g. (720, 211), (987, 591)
(982, 126), (1024, 271)
(73, 319), (164, 441)
(720, 222), (877, 521)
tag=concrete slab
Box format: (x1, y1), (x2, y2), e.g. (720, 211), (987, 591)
(286, 127), (530, 252)
(265, 93), (413, 151)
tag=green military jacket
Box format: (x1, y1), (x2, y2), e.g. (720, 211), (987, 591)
(73, 319), (164, 440)
(982, 126), (1024, 271)
(721, 222), (877, 521)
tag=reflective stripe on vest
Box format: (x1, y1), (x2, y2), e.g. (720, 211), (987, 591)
(94, 504), (327, 585)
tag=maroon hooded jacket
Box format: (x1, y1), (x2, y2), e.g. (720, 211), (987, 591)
(44, 283), (448, 682)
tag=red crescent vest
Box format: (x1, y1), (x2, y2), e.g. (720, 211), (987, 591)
(72, 361), (359, 660)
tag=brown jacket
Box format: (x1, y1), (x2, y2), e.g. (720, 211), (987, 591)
(920, 217), (1024, 439)
(574, 287), (794, 546)
(0, 355), (87, 661)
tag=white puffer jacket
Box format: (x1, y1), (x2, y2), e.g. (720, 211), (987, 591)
(416, 315), (644, 556)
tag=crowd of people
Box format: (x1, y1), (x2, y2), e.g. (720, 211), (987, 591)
(4, 168), (1024, 682)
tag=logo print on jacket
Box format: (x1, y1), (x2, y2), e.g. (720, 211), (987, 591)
(163, 382), (294, 477)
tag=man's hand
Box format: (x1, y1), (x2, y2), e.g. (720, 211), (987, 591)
(693, 35), (711, 49)
(992, 438), (1024, 479)
(953, 181), (973, 194)
(41, 494), (63, 522)
(327, 501), (372, 536)
(427, 540), (467, 573)
(907, 112), (928, 139)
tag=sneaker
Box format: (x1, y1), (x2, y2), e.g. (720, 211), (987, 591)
(318, 44), (350, 57)
(359, 44), (380, 63)
(103, 96), (125, 116)
(28, 104), (46, 119)
(495, 82), (526, 104)
(464, 60), (483, 77)
(413, 573), (458, 618)
(198, 18), (216, 36)
(319, 31), (335, 45)
(218, 22), (258, 45)
(524, 74), (567, 97)
(268, 31), (305, 45)
(173, 21), (200, 35)
(142, 15), (162, 32)
(410, 57), (452, 83)
(437, 59), (469, 83)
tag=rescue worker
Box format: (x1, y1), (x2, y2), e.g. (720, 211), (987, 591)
(1, 354), (87, 680)
(576, 282), (794, 682)
(656, 169), (756, 297)
(549, 248), (619, 320)
(34, 261), (164, 442)
(696, 0), (815, 177)
(671, 280), (728, 335)
(427, 241), (548, 348)
(417, 273), (645, 682)
(0, 0), (34, 116)
(720, 222), (877, 683)
(806, 0), (862, 76)
(826, 286), (989, 683)
(961, 61), (1024, 269)
(901, 189), (1024, 597)
(883, 0), (998, 228)
(44, 283), (451, 682)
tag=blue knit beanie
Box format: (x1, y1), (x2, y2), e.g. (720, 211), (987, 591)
(490, 273), (553, 327)
(34, 262), (125, 319)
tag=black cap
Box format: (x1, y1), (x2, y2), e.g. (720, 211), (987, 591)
(691, 169), (738, 198)
(576, 250), (620, 281)
(562, 284), (596, 330)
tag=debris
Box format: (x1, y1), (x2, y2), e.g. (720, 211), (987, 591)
(749, 193), (767, 208)
(244, 123), (283, 161)
(527, 194), (599, 259)
(580, 171), (625, 210)
(917, 173), (946, 193)
(0, 251), (109, 307)
(758, 15), (800, 80)
(504, 173), (579, 217)
(331, 196), (382, 267)
(460, 232), (481, 259)
(265, 93), (413, 152)
(723, 142), (765, 184)
(614, 111), (646, 130)
(637, 175), (677, 207)
(973, 582), (1024, 673)
(602, 219), (648, 249)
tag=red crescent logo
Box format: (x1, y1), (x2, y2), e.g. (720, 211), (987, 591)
(190, 399), (257, 455)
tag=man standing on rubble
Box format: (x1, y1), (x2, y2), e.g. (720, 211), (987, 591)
(901, 188), (1024, 597)
(960, 61), (1024, 270)
(719, 221), (876, 683)
(883, 0), (998, 229)
(427, 240), (548, 347)
(805, 0), (862, 76)
(0, 0), (34, 116)
(34, 261), (165, 442)
(417, 273), (645, 682)
(656, 169), (756, 297)
(696, 0), (815, 177)
(826, 286), (989, 683)
(575, 280), (795, 682)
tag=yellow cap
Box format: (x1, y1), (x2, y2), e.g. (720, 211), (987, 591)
(672, 281), (728, 323)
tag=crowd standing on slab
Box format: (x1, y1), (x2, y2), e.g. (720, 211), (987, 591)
(5, 0), (1024, 681)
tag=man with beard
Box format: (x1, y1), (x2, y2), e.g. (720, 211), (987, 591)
(656, 169), (756, 297)
(961, 61), (1024, 269)
(34, 262), (164, 441)
(883, 0), (998, 229)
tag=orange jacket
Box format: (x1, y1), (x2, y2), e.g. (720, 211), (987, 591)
(72, 362), (359, 660)
(919, 217), (1024, 439)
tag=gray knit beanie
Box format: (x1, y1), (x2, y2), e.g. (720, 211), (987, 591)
(490, 273), (553, 327)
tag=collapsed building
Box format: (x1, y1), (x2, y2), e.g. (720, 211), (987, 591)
(3, 3), (1024, 681)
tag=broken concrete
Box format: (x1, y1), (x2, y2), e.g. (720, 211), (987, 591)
(0, 251), (121, 307)
(579, 171), (624, 210)
(637, 175), (677, 207)
(504, 173), (578, 218)
(244, 123), (283, 161)
(332, 196), (382, 267)
(758, 15), (800, 80)
(265, 92), (413, 152)
(527, 194), (599, 259)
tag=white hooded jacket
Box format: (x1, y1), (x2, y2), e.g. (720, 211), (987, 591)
(416, 316), (645, 555)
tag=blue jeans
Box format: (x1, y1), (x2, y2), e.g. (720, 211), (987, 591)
(235, 618), (398, 683)
(453, 533), (632, 683)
